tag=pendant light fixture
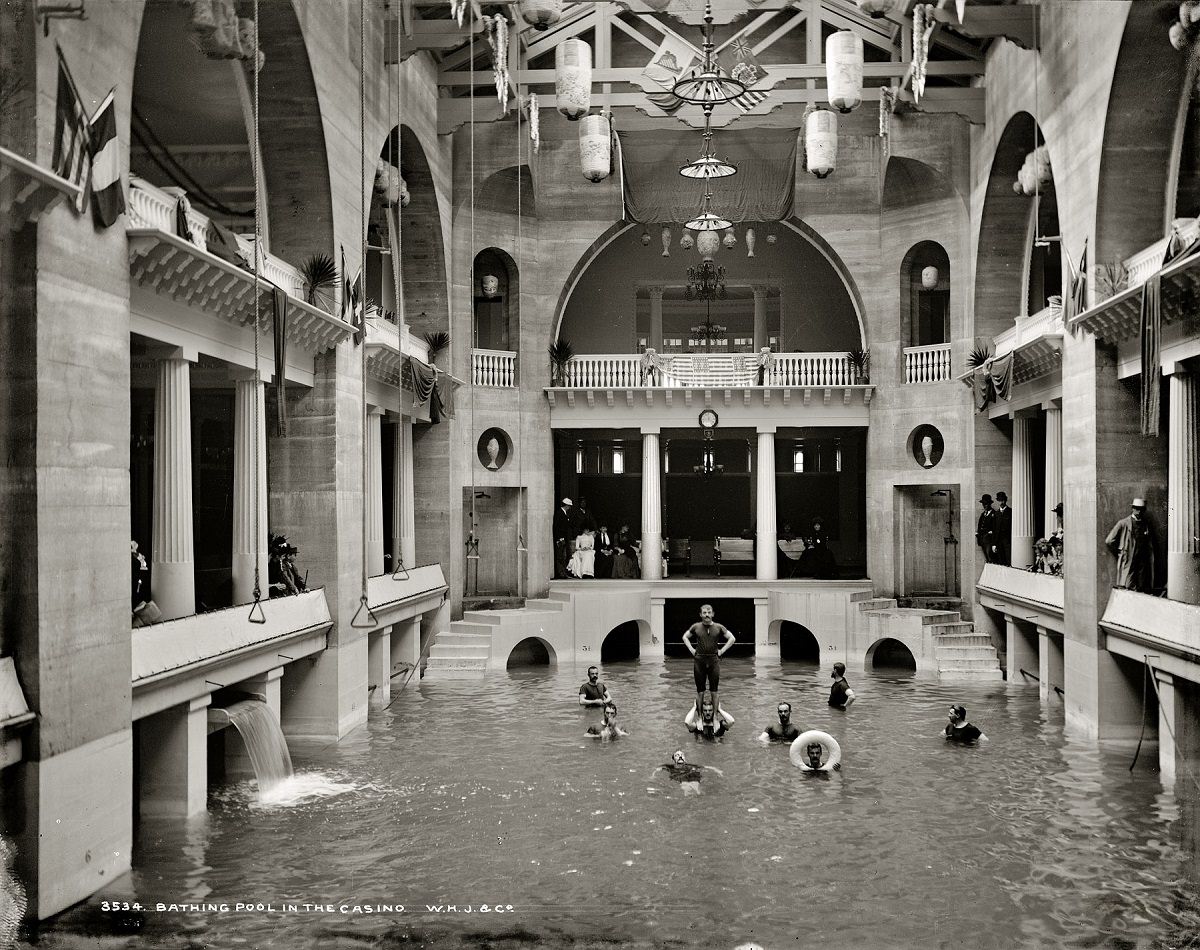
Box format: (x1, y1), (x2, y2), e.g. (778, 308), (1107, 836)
(671, 1), (746, 109)
(679, 121), (737, 179)
(685, 185), (732, 232)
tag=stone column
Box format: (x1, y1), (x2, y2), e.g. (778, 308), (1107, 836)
(752, 284), (769, 352)
(648, 286), (665, 352)
(152, 351), (196, 620)
(138, 696), (210, 818)
(641, 428), (662, 580)
(242, 667), (283, 720)
(756, 427), (777, 580)
(1156, 668), (1177, 786)
(392, 419), (417, 570)
(231, 373), (268, 605)
(366, 407), (385, 576)
(1167, 368), (1200, 603)
(753, 596), (774, 669)
(1044, 404), (1063, 536)
(647, 597), (666, 659)
(368, 626), (392, 706)
(1006, 617), (1038, 684)
(1010, 413), (1036, 569)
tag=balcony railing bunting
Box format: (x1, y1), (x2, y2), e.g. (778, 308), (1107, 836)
(903, 342), (953, 384)
(556, 352), (856, 389)
(471, 348), (517, 387)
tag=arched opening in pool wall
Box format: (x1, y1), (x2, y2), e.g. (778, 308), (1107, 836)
(507, 637), (556, 668)
(601, 621), (644, 663)
(867, 638), (917, 672)
(779, 621), (820, 664)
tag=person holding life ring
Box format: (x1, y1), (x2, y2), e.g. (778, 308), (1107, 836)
(790, 730), (841, 772)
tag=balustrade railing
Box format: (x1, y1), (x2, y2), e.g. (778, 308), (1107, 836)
(769, 352), (853, 386)
(472, 348), (517, 387)
(567, 354), (643, 388)
(555, 352), (856, 388)
(903, 342), (953, 384)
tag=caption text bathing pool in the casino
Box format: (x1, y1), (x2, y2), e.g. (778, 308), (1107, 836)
(100, 901), (517, 915)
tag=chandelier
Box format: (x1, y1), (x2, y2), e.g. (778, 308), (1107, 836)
(671, 1), (746, 111)
(685, 260), (726, 301)
(685, 186), (732, 231)
(679, 122), (737, 179)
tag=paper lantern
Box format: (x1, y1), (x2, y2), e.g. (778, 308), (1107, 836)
(1169, 22), (1189, 50)
(578, 114), (611, 182)
(518, 0), (562, 31)
(825, 31), (864, 113)
(399, 175), (411, 208)
(556, 39), (592, 121)
(766, 233), (777, 245)
(661, 226), (672, 257)
(481, 275), (500, 297)
(680, 233), (695, 251)
(723, 229), (737, 249)
(805, 109), (838, 178)
(921, 265), (940, 290)
(746, 228), (756, 257)
(857, 0), (894, 16)
(697, 230), (720, 260)
(643, 0), (672, 10)
(641, 230), (652, 246)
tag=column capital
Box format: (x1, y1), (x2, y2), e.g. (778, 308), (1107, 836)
(1041, 400), (1062, 412)
(148, 344), (199, 364)
(756, 424), (778, 435)
(228, 366), (267, 384)
(641, 425), (661, 435)
(367, 404), (386, 417)
(1154, 668), (1174, 686)
(188, 695), (212, 713)
(645, 285), (666, 300)
(1162, 360), (1191, 377)
(751, 284), (771, 300)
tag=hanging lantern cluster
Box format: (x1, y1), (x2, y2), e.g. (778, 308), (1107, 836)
(722, 229), (737, 249)
(825, 31), (864, 113)
(1013, 145), (1051, 196)
(578, 113), (612, 183)
(912, 4), (937, 102)
(661, 226), (672, 257)
(921, 265), (940, 290)
(745, 228), (756, 257)
(525, 93), (540, 153)
(1169, 2), (1200, 50)
(485, 14), (510, 113)
(805, 108), (838, 179)
(518, 0), (561, 31)
(556, 38), (592, 120)
(374, 159), (409, 208)
(696, 230), (720, 261)
(680, 233), (695, 251)
(185, 0), (264, 69)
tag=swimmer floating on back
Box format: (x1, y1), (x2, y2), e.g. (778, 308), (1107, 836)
(653, 750), (723, 796)
(586, 702), (629, 741)
(685, 693), (734, 740)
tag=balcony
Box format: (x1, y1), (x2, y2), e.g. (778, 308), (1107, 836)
(976, 563), (1065, 633)
(0, 145), (85, 231)
(903, 343), (953, 384)
(127, 177), (356, 356)
(992, 303), (1065, 384)
(560, 351), (858, 389)
(1101, 589), (1200, 684)
(472, 348), (517, 388)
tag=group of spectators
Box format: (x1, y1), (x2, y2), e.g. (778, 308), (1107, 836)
(975, 492), (1015, 565)
(554, 498), (642, 580)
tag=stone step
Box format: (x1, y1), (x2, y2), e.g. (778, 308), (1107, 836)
(524, 599), (566, 612)
(937, 656), (1002, 670)
(462, 611), (503, 625)
(547, 590), (574, 603)
(937, 667), (1005, 681)
(433, 631), (492, 647)
(918, 611), (964, 625)
(449, 621), (494, 636)
(855, 597), (898, 612)
(422, 660), (489, 678)
(428, 643), (491, 658)
(930, 621), (975, 636)
(935, 646), (1001, 661)
(935, 634), (994, 648)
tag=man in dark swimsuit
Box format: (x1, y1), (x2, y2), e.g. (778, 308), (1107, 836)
(578, 665), (611, 707)
(654, 750), (722, 795)
(828, 662), (855, 709)
(682, 604), (736, 712)
(945, 704), (984, 743)
(758, 701), (800, 743)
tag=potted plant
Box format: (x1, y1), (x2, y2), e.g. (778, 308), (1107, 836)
(299, 253), (338, 309)
(424, 330), (450, 365)
(1094, 261), (1128, 303)
(548, 338), (575, 386)
(965, 344), (993, 370)
(847, 347), (870, 384)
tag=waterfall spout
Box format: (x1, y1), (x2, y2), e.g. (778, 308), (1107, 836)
(208, 699), (293, 795)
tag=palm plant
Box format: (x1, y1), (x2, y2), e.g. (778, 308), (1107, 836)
(1094, 261), (1129, 302)
(847, 347), (870, 383)
(965, 344), (993, 370)
(548, 338), (575, 386)
(299, 253), (338, 308)
(424, 330), (450, 364)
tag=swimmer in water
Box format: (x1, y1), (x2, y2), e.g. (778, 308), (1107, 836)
(653, 750), (723, 796)
(944, 705), (985, 743)
(757, 701), (800, 743)
(685, 693), (734, 740)
(586, 702), (628, 740)
(802, 742), (825, 770)
(828, 662), (856, 709)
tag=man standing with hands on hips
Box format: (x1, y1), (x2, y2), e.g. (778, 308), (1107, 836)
(682, 604), (736, 714)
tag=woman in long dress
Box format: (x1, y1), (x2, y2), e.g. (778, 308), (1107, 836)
(611, 525), (639, 579)
(568, 529), (596, 578)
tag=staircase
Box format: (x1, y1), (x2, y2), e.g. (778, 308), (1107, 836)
(423, 591), (573, 679)
(930, 620), (1003, 681)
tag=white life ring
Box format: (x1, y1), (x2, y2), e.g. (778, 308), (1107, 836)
(790, 730), (841, 772)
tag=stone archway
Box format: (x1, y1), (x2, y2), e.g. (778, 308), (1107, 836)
(601, 619), (650, 662)
(395, 125), (450, 340)
(866, 637), (917, 671)
(777, 620), (820, 664)
(507, 636), (557, 668)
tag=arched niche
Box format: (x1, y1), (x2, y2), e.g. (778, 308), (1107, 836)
(899, 241), (950, 348)
(506, 637), (556, 668)
(1170, 59), (1200, 222)
(556, 223), (863, 354)
(866, 637), (916, 672)
(394, 125), (449, 340)
(478, 165), (537, 218)
(473, 247), (520, 359)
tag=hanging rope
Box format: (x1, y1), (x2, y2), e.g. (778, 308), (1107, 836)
(352, 0), (379, 629)
(391, 4), (409, 582)
(246, 0), (266, 624)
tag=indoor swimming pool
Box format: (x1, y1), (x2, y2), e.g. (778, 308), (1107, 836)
(42, 661), (1200, 949)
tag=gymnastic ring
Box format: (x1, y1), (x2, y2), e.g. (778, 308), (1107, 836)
(790, 730), (841, 772)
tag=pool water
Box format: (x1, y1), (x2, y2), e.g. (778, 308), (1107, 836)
(43, 660), (1200, 949)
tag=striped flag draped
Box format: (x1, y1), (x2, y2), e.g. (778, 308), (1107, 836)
(52, 45), (90, 211)
(88, 88), (125, 228)
(728, 37), (769, 114)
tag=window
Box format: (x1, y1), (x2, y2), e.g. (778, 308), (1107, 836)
(612, 447), (625, 474)
(835, 442), (842, 473)
(575, 446), (583, 475)
(793, 446), (805, 473)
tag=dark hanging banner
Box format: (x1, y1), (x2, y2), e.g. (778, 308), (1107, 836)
(272, 286), (288, 437)
(616, 127), (798, 225)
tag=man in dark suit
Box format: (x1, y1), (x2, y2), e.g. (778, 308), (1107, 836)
(976, 494), (997, 563)
(594, 524), (615, 578)
(553, 498), (577, 579)
(993, 490), (1012, 566)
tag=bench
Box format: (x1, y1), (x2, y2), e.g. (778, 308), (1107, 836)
(667, 537), (692, 576)
(714, 537), (754, 576)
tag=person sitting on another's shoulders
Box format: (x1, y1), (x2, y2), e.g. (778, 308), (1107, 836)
(586, 702), (628, 740)
(828, 662), (856, 709)
(758, 701), (800, 743)
(944, 704), (985, 743)
(578, 665), (611, 707)
(685, 693), (734, 740)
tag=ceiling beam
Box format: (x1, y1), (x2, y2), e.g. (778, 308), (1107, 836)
(932, 5), (1039, 51)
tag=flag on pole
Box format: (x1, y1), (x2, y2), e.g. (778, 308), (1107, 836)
(272, 285), (288, 437)
(88, 88), (125, 228)
(341, 244), (364, 344)
(52, 45), (90, 212)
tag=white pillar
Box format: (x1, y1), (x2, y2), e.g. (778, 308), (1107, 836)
(756, 428), (777, 580)
(1043, 404), (1063, 535)
(1006, 617), (1038, 684)
(647, 597), (666, 659)
(753, 596), (775, 669)
(231, 374), (268, 605)
(392, 419), (417, 570)
(648, 286), (664, 352)
(1156, 669), (1177, 786)
(1167, 368), (1200, 604)
(641, 429), (662, 580)
(151, 351), (196, 620)
(1011, 414), (1036, 569)
(366, 407), (385, 576)
(368, 626), (393, 706)
(138, 696), (209, 818)
(242, 667), (283, 720)
(752, 285), (768, 352)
